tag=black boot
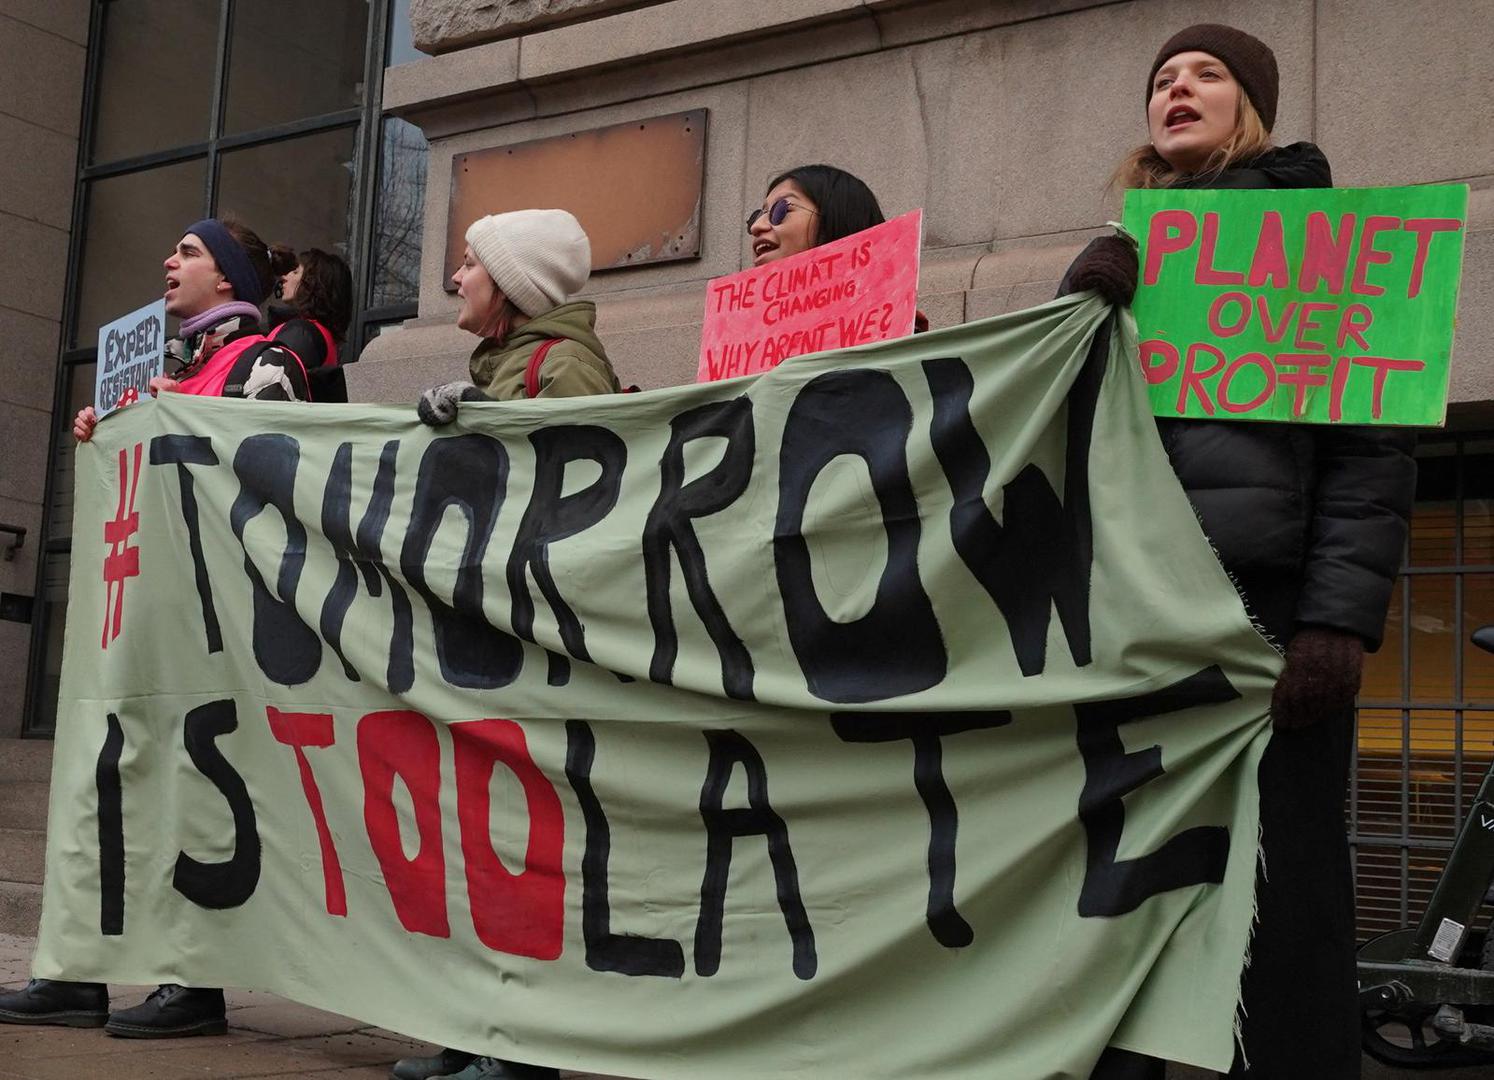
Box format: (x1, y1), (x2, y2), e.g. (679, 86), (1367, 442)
(0, 979), (108, 1027)
(103, 983), (227, 1038)
(392, 1047), (477, 1079)
(436, 1058), (559, 1079)
(394, 1045), (475, 1080)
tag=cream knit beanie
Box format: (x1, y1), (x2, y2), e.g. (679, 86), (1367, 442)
(464, 209), (591, 317)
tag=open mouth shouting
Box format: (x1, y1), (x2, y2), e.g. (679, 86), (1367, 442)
(1165, 105), (1201, 129)
(752, 238), (777, 262)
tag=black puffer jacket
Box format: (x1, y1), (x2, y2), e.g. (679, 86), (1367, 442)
(1106, 143), (1414, 648)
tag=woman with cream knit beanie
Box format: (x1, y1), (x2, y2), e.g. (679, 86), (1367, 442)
(417, 208), (620, 424)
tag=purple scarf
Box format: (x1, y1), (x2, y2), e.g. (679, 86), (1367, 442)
(179, 301), (263, 339)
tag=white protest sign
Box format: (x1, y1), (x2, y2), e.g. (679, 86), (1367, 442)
(95, 300), (166, 419)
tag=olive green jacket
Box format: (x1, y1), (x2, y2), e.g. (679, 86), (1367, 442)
(469, 301), (620, 402)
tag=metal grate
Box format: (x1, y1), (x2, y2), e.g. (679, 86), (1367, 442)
(1350, 435), (1494, 941)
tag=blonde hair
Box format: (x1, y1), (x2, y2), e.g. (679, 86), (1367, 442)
(1111, 91), (1273, 191)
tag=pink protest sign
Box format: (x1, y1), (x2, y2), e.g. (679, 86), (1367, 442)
(697, 209), (923, 382)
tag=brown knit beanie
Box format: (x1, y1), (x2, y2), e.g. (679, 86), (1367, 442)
(1147, 24), (1279, 130)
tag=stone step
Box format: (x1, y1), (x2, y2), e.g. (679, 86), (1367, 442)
(0, 880), (41, 937)
(0, 739), (53, 784)
(0, 828), (45, 886)
(0, 783), (50, 832)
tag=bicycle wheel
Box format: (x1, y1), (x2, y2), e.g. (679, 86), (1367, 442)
(1360, 930), (1494, 1069)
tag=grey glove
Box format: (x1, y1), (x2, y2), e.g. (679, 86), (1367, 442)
(417, 381), (489, 426)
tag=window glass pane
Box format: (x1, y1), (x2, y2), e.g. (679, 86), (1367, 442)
(216, 127), (357, 256)
(91, 1), (218, 164)
(1353, 707), (1405, 833)
(223, 0), (369, 133)
(1461, 439), (1494, 565)
(1408, 499), (1456, 567)
(370, 118), (428, 308)
(1409, 575), (1455, 701)
(1463, 573), (1494, 704)
(48, 362), (97, 540)
(1361, 584), (1403, 702)
(387, 0), (421, 66)
(73, 159), (207, 348)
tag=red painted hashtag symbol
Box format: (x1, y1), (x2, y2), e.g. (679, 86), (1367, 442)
(101, 443), (143, 649)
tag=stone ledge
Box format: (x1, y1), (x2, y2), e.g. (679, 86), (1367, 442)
(411, 0), (672, 55)
(0, 739), (51, 783)
(385, 0), (1125, 121)
(0, 881), (40, 937)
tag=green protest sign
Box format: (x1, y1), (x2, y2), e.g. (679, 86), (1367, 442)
(36, 295), (1280, 1079)
(1122, 185), (1467, 426)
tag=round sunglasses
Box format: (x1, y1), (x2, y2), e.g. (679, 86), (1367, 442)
(746, 197), (819, 231)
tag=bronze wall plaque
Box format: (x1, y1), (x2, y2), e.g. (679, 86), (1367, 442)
(444, 109), (706, 290)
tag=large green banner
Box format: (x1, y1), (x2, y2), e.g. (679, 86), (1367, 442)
(36, 295), (1280, 1079)
(1123, 185), (1467, 426)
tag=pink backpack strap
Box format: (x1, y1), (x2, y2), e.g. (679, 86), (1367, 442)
(524, 338), (564, 399)
(269, 318), (339, 367)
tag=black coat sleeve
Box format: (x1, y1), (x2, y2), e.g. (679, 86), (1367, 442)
(1296, 425), (1416, 650)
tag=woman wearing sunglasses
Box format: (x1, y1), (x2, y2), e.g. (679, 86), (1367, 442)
(748, 163), (886, 265)
(748, 164), (928, 333)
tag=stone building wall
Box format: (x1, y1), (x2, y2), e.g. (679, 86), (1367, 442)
(0, 1), (88, 738)
(350, 0), (1494, 412)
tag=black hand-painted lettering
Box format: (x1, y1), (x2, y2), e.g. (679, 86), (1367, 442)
(319, 440), (416, 691)
(508, 426), (627, 687)
(96, 713), (125, 935)
(643, 398), (756, 699)
(776, 369), (945, 703)
(922, 330), (1105, 677)
(1075, 665), (1238, 917)
(230, 434), (320, 685)
(173, 699), (261, 909)
(400, 434), (523, 689)
(831, 710), (1012, 947)
(696, 729), (816, 979)
(564, 720), (685, 977)
(148, 435), (221, 653)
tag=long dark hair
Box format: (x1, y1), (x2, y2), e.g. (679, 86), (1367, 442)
(765, 164), (886, 247)
(273, 246), (352, 340)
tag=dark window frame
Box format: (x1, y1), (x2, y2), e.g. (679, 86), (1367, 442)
(1348, 432), (1494, 939)
(23, 0), (403, 734)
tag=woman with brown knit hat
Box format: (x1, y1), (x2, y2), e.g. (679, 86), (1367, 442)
(1066, 23), (1416, 1080)
(417, 207), (619, 427)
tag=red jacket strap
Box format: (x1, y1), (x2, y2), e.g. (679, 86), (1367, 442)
(268, 318), (338, 367)
(524, 338), (564, 399)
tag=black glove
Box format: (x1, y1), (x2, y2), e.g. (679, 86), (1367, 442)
(417, 381), (489, 426)
(1060, 235), (1138, 307)
(1270, 626), (1365, 730)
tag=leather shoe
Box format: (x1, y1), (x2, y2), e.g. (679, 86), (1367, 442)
(104, 983), (227, 1038)
(0, 979), (108, 1027)
(393, 1048), (476, 1080)
(436, 1057), (559, 1079)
